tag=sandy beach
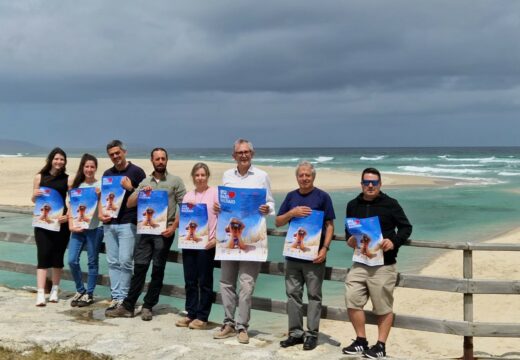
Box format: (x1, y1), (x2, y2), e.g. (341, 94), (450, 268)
(0, 156), (518, 358)
(0, 156), (450, 207)
(322, 226), (520, 359)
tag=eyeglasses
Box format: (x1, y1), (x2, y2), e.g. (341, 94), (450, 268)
(361, 180), (380, 186)
(234, 151), (251, 156)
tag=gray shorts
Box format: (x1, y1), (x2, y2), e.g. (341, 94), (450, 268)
(345, 262), (397, 315)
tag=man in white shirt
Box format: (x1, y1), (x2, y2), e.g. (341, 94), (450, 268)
(213, 138), (275, 344)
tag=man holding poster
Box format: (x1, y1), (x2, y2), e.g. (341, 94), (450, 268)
(213, 139), (274, 344)
(99, 140), (146, 314)
(276, 161), (335, 351)
(106, 147), (185, 321)
(343, 168), (412, 359)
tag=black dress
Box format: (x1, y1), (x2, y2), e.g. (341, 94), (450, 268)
(34, 172), (71, 269)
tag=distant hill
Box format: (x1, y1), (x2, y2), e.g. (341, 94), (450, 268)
(0, 139), (47, 155)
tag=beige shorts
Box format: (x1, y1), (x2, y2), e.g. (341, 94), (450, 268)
(345, 263), (397, 315)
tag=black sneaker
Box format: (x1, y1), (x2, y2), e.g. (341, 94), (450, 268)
(70, 291), (85, 307)
(342, 338), (369, 355)
(280, 336), (304, 348)
(364, 342), (386, 359)
(77, 293), (94, 307)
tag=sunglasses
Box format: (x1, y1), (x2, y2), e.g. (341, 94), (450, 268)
(361, 180), (380, 186)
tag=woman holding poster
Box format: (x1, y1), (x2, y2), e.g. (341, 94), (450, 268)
(31, 148), (70, 306)
(67, 154), (104, 307)
(175, 163), (218, 330)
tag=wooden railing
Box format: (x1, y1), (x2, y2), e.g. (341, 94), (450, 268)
(1, 217), (519, 359)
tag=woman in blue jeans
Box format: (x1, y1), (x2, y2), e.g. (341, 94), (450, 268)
(67, 154), (103, 307)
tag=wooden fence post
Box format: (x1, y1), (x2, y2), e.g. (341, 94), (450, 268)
(463, 247), (474, 360)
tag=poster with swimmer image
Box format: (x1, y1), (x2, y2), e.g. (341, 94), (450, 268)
(345, 216), (384, 266)
(69, 187), (98, 230)
(283, 210), (324, 261)
(178, 203), (209, 250)
(137, 189), (168, 235)
(216, 186), (268, 262)
(32, 186), (64, 232)
(101, 176), (126, 218)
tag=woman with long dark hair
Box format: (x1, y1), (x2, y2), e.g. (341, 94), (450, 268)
(67, 153), (104, 307)
(32, 147), (70, 306)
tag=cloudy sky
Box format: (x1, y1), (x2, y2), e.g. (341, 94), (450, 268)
(1, 0), (520, 149)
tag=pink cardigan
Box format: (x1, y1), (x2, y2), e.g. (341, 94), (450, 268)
(182, 186), (218, 240)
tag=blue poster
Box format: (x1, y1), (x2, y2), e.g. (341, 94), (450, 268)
(283, 210), (324, 261)
(69, 187), (98, 230)
(137, 189), (168, 235)
(345, 216), (384, 266)
(101, 176), (126, 218)
(32, 186), (64, 232)
(216, 186), (268, 261)
(178, 203), (209, 250)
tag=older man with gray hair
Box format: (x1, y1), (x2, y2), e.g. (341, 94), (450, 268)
(213, 138), (275, 344)
(276, 161), (335, 351)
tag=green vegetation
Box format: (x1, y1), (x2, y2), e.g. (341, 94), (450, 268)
(0, 346), (111, 360)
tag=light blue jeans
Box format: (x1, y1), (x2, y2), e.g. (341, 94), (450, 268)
(103, 223), (137, 301)
(68, 227), (104, 294)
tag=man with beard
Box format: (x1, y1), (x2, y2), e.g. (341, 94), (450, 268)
(342, 168), (412, 359)
(106, 147), (186, 321)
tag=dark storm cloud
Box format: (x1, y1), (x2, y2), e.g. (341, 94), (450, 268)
(1, 0), (520, 147)
(2, 0), (520, 100)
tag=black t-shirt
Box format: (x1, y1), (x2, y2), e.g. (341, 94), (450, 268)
(103, 162), (146, 225)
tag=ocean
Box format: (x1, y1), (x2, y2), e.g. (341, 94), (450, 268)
(1, 147), (519, 329)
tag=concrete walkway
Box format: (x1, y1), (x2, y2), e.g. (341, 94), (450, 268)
(0, 286), (373, 360)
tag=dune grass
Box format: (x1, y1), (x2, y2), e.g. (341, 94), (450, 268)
(0, 346), (111, 360)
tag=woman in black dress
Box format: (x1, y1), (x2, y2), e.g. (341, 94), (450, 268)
(32, 147), (70, 306)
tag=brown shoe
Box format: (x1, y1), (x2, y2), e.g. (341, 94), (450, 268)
(188, 319), (207, 330)
(141, 308), (153, 321)
(175, 317), (193, 327)
(213, 324), (236, 339)
(105, 304), (134, 318)
(237, 329), (249, 344)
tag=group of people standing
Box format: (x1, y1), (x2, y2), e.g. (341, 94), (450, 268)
(31, 138), (412, 359)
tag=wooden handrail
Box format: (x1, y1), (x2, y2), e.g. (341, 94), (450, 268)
(1, 222), (520, 360)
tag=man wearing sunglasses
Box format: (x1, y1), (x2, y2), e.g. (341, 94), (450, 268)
(342, 168), (412, 359)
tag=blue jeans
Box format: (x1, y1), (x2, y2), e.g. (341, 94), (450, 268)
(103, 223), (137, 301)
(67, 227), (103, 294)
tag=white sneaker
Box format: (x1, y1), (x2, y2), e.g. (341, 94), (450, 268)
(49, 285), (59, 303)
(36, 289), (46, 307)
